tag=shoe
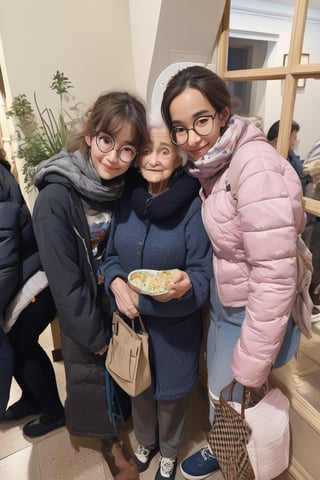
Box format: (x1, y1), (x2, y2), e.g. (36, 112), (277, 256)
(101, 439), (139, 480)
(134, 444), (159, 472)
(1, 400), (41, 421)
(155, 456), (177, 480)
(23, 414), (65, 438)
(179, 445), (219, 480)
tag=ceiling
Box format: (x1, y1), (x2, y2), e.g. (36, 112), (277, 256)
(267, 0), (320, 8)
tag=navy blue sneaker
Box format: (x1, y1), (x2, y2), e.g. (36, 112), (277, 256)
(179, 445), (219, 480)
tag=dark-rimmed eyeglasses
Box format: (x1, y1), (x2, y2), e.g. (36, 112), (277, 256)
(170, 113), (217, 146)
(95, 132), (137, 163)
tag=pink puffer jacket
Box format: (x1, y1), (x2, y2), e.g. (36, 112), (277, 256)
(200, 125), (306, 387)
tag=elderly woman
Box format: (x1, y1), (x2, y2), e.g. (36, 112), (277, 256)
(102, 114), (212, 480)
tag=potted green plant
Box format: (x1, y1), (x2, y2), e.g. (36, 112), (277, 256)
(7, 71), (83, 191)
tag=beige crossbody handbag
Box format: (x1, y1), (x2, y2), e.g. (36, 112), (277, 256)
(106, 311), (151, 397)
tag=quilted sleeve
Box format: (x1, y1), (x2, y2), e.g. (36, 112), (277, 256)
(231, 148), (305, 387)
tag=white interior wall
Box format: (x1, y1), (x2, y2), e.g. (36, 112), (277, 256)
(0, 0), (136, 207)
(295, 15), (320, 157)
(1, 0), (320, 170)
(230, 1), (293, 135)
(146, 0), (226, 108)
(0, 0), (135, 107)
(128, 0), (162, 101)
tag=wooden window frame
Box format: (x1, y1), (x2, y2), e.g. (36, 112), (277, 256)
(216, 0), (320, 216)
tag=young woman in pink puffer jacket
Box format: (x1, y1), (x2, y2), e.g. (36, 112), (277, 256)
(161, 65), (306, 480)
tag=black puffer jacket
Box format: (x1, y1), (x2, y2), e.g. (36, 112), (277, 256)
(33, 172), (115, 438)
(32, 174), (109, 352)
(0, 162), (40, 322)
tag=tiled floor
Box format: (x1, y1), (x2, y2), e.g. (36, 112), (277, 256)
(0, 326), (220, 480)
(0, 326), (289, 480)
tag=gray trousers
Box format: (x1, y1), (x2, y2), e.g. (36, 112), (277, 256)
(131, 384), (191, 458)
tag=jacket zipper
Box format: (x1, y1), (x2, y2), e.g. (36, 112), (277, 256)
(73, 226), (97, 298)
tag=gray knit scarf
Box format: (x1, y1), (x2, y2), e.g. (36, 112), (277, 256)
(33, 150), (124, 204)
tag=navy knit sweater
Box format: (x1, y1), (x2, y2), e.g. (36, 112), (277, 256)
(103, 169), (212, 400)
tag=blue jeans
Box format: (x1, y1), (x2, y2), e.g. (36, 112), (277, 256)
(206, 277), (301, 422)
(206, 278), (244, 421)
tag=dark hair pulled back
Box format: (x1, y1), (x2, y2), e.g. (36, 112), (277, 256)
(161, 66), (232, 134)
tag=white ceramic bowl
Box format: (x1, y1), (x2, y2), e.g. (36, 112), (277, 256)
(128, 269), (174, 296)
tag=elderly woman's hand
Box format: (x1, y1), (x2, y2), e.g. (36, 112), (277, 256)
(110, 277), (139, 319)
(153, 269), (192, 302)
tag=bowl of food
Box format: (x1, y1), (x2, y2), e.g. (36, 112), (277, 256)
(128, 269), (175, 296)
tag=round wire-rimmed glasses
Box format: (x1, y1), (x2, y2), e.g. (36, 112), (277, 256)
(95, 132), (137, 163)
(170, 112), (217, 146)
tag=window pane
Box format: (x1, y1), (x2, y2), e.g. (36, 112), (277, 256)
(227, 79), (281, 134)
(229, 0), (295, 69)
(227, 76), (320, 161)
(302, 1), (320, 64)
(294, 78), (320, 160)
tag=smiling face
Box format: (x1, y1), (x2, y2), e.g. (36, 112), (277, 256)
(138, 126), (181, 195)
(85, 121), (135, 180)
(169, 88), (229, 160)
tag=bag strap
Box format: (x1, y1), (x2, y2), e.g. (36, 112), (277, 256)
(219, 379), (269, 418)
(226, 140), (267, 199)
(219, 380), (247, 418)
(113, 311), (147, 334)
(135, 314), (147, 333)
(226, 155), (240, 200)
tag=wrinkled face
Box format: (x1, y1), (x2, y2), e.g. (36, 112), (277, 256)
(138, 126), (181, 194)
(85, 121), (135, 180)
(169, 88), (229, 160)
